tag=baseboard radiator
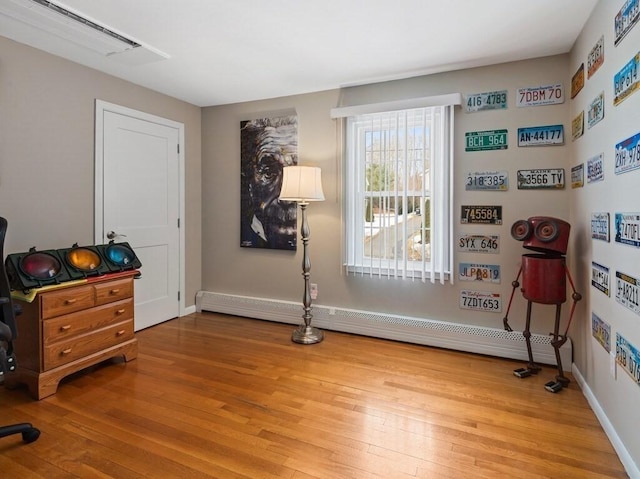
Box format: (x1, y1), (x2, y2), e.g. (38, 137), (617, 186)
(195, 291), (572, 371)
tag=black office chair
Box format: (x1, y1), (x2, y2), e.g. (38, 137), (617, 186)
(0, 217), (40, 443)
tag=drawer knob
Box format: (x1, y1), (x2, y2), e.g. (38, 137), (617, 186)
(116, 330), (126, 336)
(110, 289), (121, 295)
(65, 298), (77, 305)
(116, 309), (126, 315)
(61, 348), (72, 355)
(60, 325), (71, 331)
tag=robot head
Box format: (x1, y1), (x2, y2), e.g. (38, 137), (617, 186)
(510, 216), (571, 255)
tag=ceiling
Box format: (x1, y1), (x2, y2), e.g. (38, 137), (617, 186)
(0, 0), (599, 107)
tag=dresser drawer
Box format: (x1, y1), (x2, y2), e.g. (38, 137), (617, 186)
(43, 319), (135, 370)
(94, 277), (133, 306)
(41, 285), (95, 319)
(43, 298), (134, 345)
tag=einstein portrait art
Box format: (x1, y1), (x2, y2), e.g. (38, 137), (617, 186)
(240, 115), (298, 250)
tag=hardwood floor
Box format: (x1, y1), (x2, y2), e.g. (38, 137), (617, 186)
(0, 312), (628, 478)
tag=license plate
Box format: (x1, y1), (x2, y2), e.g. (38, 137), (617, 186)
(614, 53), (639, 106)
(588, 35), (604, 78)
(465, 171), (508, 191)
(614, 0), (640, 46)
(571, 164), (584, 188)
(615, 131), (640, 175)
(616, 271), (640, 315)
(571, 64), (584, 99)
(458, 263), (500, 283)
(591, 212), (610, 241)
(459, 290), (501, 313)
(591, 262), (611, 296)
(587, 153), (604, 183)
(460, 205), (502, 224)
(465, 129), (508, 151)
(516, 169), (565, 189)
(572, 112), (584, 140)
(592, 313), (611, 353)
(465, 90), (507, 113)
(457, 234), (500, 254)
(518, 125), (564, 146)
(615, 212), (640, 247)
(516, 83), (564, 107)
(616, 333), (640, 385)
(588, 92), (604, 129)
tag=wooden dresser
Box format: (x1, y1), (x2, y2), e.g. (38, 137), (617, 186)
(7, 271), (138, 399)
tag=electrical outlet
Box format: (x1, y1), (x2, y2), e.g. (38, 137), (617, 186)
(310, 283), (318, 300)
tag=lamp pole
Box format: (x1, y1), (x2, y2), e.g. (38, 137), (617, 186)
(292, 201), (323, 344)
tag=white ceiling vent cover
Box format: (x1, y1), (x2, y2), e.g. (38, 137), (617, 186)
(0, 0), (169, 64)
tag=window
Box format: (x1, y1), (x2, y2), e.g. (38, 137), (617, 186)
(341, 102), (456, 283)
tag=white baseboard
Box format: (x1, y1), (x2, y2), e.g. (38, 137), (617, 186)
(572, 364), (639, 479)
(195, 290), (572, 370)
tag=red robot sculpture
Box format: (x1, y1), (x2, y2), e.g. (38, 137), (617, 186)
(502, 216), (582, 393)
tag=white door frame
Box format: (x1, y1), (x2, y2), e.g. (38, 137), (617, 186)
(94, 99), (186, 318)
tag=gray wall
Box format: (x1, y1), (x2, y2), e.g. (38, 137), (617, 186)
(570, 0), (640, 470)
(0, 36), (202, 307)
(202, 55), (571, 335)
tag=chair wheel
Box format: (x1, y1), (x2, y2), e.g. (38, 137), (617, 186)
(22, 427), (40, 443)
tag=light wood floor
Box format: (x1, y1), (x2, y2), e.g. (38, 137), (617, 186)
(0, 312), (628, 478)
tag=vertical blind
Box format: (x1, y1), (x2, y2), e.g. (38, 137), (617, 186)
(339, 99), (457, 284)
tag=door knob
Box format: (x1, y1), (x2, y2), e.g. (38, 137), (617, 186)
(106, 231), (127, 240)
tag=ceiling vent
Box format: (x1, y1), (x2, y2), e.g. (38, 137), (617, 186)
(0, 0), (169, 64)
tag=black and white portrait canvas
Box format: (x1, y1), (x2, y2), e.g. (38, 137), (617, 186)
(240, 115), (298, 250)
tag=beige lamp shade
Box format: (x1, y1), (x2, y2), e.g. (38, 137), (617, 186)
(279, 166), (325, 202)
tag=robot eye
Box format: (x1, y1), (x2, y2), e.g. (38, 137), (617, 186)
(510, 219), (532, 241)
(534, 220), (560, 242)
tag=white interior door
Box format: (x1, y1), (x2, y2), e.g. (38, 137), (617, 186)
(95, 101), (184, 330)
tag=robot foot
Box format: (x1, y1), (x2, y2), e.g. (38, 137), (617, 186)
(513, 367), (539, 378)
(544, 380), (564, 393)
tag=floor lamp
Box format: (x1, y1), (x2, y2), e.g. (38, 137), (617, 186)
(278, 166), (325, 344)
